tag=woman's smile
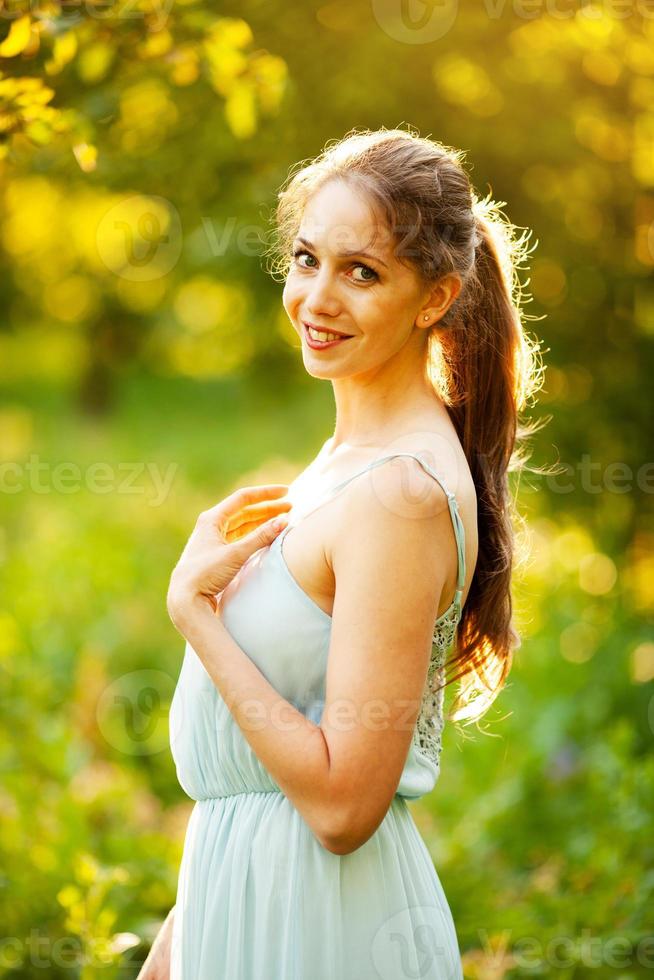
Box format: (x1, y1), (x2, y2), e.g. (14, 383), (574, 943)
(302, 320), (355, 350)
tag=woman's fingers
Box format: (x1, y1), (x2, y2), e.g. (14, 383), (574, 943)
(226, 484), (290, 509)
(225, 509), (289, 542)
(224, 499), (292, 536)
(201, 484), (290, 526)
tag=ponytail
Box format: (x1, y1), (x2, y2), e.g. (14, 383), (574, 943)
(428, 194), (545, 723)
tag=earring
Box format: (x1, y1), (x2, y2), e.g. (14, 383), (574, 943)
(424, 315), (429, 321)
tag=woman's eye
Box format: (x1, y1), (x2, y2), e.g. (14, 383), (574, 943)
(292, 249), (317, 269)
(291, 249), (378, 283)
(351, 264), (378, 283)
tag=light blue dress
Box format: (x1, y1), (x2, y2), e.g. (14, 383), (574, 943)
(169, 452), (466, 979)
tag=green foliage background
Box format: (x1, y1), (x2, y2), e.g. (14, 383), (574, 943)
(1, 0), (653, 976)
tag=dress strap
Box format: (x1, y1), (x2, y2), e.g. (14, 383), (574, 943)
(286, 452), (466, 614)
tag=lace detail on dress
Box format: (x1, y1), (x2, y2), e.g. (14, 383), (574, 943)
(412, 605), (461, 766)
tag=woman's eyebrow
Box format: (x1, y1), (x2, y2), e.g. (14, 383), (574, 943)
(295, 236), (388, 269)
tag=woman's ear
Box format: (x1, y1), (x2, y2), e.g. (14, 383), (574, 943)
(417, 274), (462, 328)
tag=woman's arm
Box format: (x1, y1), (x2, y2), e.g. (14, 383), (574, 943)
(135, 906), (175, 980)
(171, 457), (450, 855)
(172, 600), (335, 846)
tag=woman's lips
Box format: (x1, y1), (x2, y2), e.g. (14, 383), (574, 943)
(302, 322), (354, 350)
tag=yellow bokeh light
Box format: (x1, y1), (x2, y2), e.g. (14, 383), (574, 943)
(173, 277), (246, 333)
(170, 45), (200, 87)
(118, 79), (179, 150)
(76, 40), (114, 84)
(625, 550), (654, 612)
(560, 621), (599, 664)
(554, 527), (596, 573)
(3, 177), (61, 256)
(630, 642), (654, 684)
(625, 35), (654, 76)
(579, 552), (618, 596)
(168, 328), (255, 378)
(433, 56), (503, 117)
(44, 275), (99, 322)
(0, 406), (33, 459)
(575, 111), (630, 164)
(633, 112), (654, 186)
(582, 50), (622, 87)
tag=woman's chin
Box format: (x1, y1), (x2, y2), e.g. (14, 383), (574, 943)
(302, 356), (352, 380)
(304, 364), (337, 380)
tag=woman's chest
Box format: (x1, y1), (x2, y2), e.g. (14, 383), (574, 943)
(216, 541), (332, 711)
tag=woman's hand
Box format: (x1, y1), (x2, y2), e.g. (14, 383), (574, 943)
(135, 906), (175, 979)
(167, 483), (291, 627)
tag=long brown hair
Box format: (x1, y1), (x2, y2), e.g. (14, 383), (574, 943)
(266, 126), (546, 725)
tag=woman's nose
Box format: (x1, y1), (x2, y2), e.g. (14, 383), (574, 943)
(305, 270), (341, 316)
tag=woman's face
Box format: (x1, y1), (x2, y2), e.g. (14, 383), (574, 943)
(282, 179), (437, 380)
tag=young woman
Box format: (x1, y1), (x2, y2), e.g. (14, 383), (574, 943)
(140, 127), (542, 979)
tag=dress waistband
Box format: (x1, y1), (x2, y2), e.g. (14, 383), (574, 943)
(195, 789), (283, 802)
